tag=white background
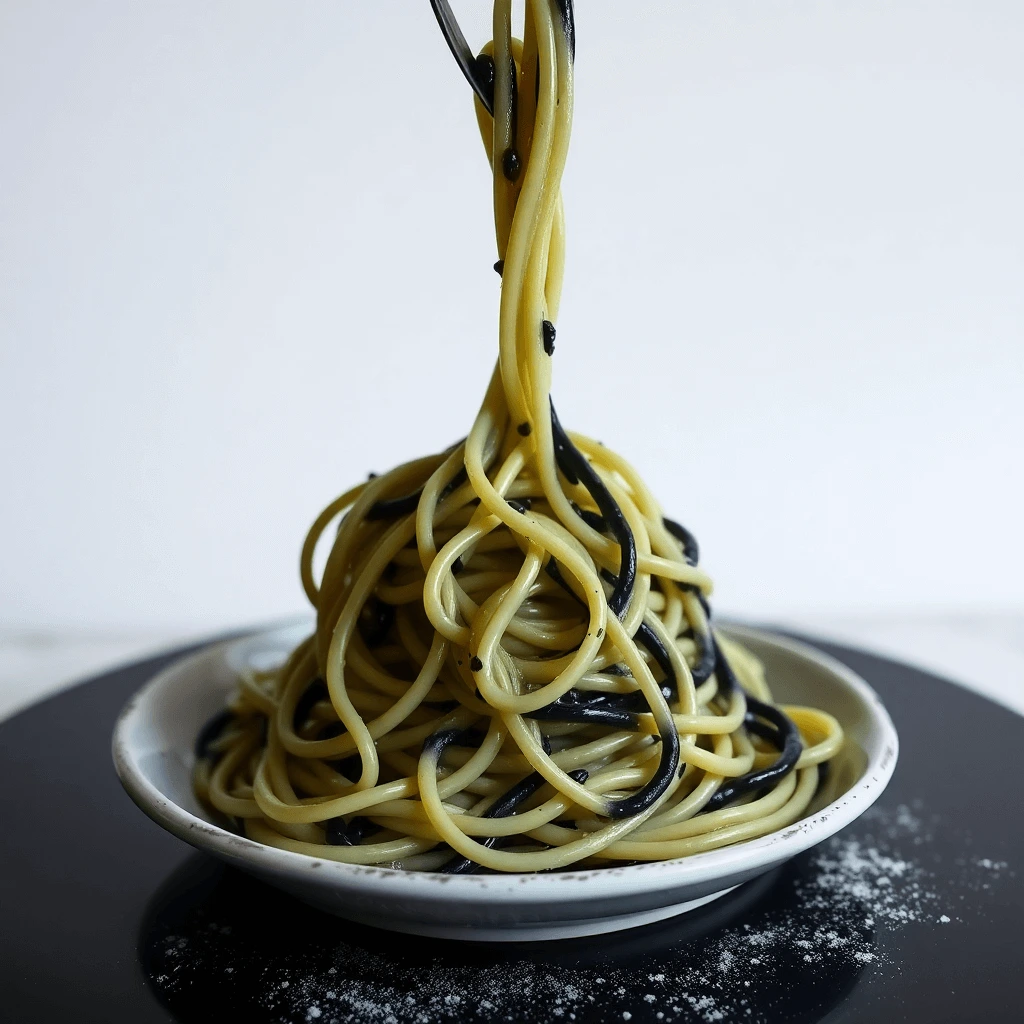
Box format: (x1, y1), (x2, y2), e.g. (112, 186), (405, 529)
(2, 1), (1022, 636)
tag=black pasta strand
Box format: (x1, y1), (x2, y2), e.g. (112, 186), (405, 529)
(526, 690), (638, 729)
(711, 634), (738, 696)
(576, 621), (679, 717)
(554, 0), (576, 62)
(544, 556), (585, 605)
(549, 399), (636, 618)
(634, 621), (677, 701)
(541, 548), (683, 720)
(366, 465), (468, 521)
(704, 697), (802, 810)
(743, 714), (783, 747)
(601, 622), (682, 819)
(365, 490), (421, 521)
(602, 723), (680, 819)
(662, 516), (700, 566)
(701, 639), (803, 810)
(571, 500), (606, 533)
(421, 726), (489, 761)
(690, 620), (717, 685)
(526, 574), (691, 829)
(440, 768), (591, 874)
(542, 559), (678, 718)
(325, 816), (382, 847)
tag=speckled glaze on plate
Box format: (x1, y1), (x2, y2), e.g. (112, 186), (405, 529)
(111, 623), (897, 941)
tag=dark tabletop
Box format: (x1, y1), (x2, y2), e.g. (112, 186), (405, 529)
(1, 631), (1021, 1024)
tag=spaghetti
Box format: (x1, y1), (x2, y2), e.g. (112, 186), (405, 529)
(194, 0), (844, 873)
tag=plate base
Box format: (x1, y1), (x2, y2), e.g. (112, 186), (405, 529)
(326, 885), (739, 942)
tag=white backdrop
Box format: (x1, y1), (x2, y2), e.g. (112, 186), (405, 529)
(2, 1), (1022, 633)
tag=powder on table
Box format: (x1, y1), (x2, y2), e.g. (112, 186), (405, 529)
(148, 804), (1012, 1024)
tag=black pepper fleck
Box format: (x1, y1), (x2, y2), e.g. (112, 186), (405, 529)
(542, 320), (556, 355)
(502, 147), (521, 181)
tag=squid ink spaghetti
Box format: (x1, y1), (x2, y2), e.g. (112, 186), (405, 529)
(193, 0), (844, 873)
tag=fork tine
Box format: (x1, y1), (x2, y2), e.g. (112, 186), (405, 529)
(428, 0), (494, 114)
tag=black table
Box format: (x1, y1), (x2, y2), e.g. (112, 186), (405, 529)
(2, 633), (1021, 1023)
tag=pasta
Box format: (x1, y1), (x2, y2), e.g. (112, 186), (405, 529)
(194, 0), (844, 874)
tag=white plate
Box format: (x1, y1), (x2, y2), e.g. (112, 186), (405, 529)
(112, 623), (897, 942)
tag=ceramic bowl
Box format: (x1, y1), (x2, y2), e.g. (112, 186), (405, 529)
(112, 622), (897, 942)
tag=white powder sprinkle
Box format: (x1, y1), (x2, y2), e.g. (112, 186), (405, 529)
(976, 858), (1008, 873)
(150, 804), (1010, 1024)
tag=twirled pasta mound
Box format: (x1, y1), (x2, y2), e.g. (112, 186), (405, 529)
(194, 0), (844, 873)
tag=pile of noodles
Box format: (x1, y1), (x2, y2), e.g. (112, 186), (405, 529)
(194, 0), (843, 873)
